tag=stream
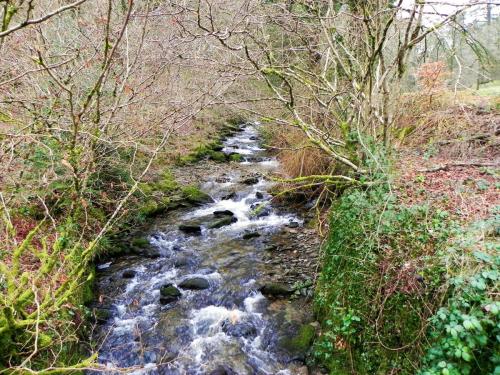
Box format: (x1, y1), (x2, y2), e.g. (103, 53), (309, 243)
(92, 123), (313, 374)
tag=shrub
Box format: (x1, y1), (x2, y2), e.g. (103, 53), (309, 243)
(314, 186), (455, 374)
(419, 215), (499, 375)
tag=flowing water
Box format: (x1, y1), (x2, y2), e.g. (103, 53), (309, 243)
(93, 123), (311, 374)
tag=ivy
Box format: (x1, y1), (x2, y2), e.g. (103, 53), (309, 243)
(419, 216), (500, 375)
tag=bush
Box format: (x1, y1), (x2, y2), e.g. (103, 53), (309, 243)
(314, 186), (455, 374)
(419, 215), (499, 375)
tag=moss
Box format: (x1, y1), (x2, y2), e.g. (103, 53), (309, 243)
(313, 187), (454, 374)
(131, 237), (149, 248)
(229, 153), (243, 162)
(208, 151), (227, 162)
(177, 154), (198, 165)
(281, 324), (316, 353)
(139, 199), (159, 216)
(81, 267), (95, 305)
(181, 185), (213, 205)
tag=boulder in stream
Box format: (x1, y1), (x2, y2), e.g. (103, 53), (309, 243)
(122, 270), (136, 279)
(207, 215), (237, 229)
(213, 210), (234, 217)
(179, 223), (202, 235)
(259, 282), (294, 298)
(222, 320), (257, 338)
(178, 277), (210, 290)
(242, 231), (261, 240)
(209, 365), (236, 375)
(278, 323), (316, 362)
(221, 192), (236, 200)
(160, 284), (182, 304)
(242, 176), (259, 185)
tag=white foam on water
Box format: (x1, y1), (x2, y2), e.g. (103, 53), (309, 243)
(223, 147), (254, 155)
(244, 292), (265, 314)
(129, 362), (157, 375)
(183, 191), (298, 234)
(97, 262), (112, 270)
(112, 317), (139, 335)
(116, 304), (127, 317)
(125, 278), (139, 294)
(141, 303), (157, 316)
(259, 159), (280, 169)
(191, 305), (247, 335)
(149, 234), (179, 251)
(147, 268), (178, 288)
(189, 332), (231, 363)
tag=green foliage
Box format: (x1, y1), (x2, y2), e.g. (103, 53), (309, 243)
(314, 186), (455, 374)
(0, 222), (97, 370)
(229, 153), (243, 162)
(419, 215), (500, 375)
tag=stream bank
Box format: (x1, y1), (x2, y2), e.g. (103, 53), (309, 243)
(90, 123), (321, 374)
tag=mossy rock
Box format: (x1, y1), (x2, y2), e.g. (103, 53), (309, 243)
(279, 324), (316, 358)
(139, 199), (168, 217)
(181, 186), (214, 205)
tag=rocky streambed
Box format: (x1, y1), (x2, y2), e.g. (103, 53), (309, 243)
(91, 123), (321, 374)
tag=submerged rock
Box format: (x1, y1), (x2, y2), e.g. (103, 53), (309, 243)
(160, 284), (182, 304)
(221, 192), (236, 200)
(178, 277), (210, 290)
(173, 256), (189, 267)
(209, 365), (236, 375)
(242, 231), (261, 240)
(242, 176), (259, 185)
(207, 215), (237, 229)
(222, 320), (257, 338)
(179, 223), (202, 235)
(122, 270), (136, 279)
(250, 203), (271, 218)
(255, 191), (264, 199)
(259, 283), (294, 298)
(213, 210), (234, 217)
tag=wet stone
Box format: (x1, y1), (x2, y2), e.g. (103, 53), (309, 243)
(207, 215), (237, 229)
(222, 320), (258, 338)
(160, 284), (182, 304)
(259, 283), (294, 298)
(122, 270), (136, 279)
(178, 223), (202, 235)
(178, 277), (210, 290)
(255, 191), (264, 199)
(213, 210), (234, 217)
(209, 365), (236, 375)
(173, 256), (189, 267)
(242, 231), (261, 240)
(221, 192), (236, 200)
(242, 176), (259, 185)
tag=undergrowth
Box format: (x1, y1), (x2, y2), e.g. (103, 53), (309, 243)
(313, 186), (499, 374)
